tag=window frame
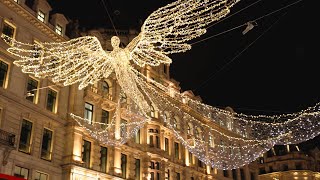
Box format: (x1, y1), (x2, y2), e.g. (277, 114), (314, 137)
(1, 19), (17, 46)
(13, 165), (29, 179)
(26, 76), (39, 104)
(34, 170), (49, 180)
(40, 128), (54, 161)
(100, 146), (108, 173)
(84, 102), (94, 124)
(121, 153), (127, 179)
(37, 10), (46, 23)
(46, 88), (58, 113)
(55, 24), (63, 35)
(18, 119), (33, 154)
(101, 109), (109, 128)
(82, 139), (92, 168)
(0, 59), (10, 89)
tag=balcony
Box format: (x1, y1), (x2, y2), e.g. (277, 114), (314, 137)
(84, 86), (113, 102)
(0, 129), (15, 147)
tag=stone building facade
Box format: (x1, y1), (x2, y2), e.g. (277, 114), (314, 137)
(257, 145), (320, 180)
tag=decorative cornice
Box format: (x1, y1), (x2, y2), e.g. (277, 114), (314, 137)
(1, 0), (68, 42)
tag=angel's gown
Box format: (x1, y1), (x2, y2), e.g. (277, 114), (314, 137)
(72, 43), (320, 170)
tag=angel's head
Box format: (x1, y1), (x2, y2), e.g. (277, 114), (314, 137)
(111, 36), (120, 49)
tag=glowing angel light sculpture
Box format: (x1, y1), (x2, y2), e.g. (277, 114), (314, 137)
(4, 0), (320, 169)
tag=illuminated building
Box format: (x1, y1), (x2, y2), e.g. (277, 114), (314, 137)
(257, 145), (320, 180)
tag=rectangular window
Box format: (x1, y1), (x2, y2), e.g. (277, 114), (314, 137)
(0, 60), (8, 88)
(176, 172), (180, 180)
(1, 20), (16, 45)
(14, 166), (29, 179)
(55, 24), (62, 35)
(35, 171), (49, 180)
(26, 77), (38, 103)
(82, 140), (91, 168)
(163, 64), (167, 74)
(240, 169), (245, 180)
(259, 168), (266, 175)
(223, 170), (228, 177)
(37, 10), (45, 22)
(250, 172), (255, 180)
(165, 138), (169, 152)
(135, 159), (140, 180)
(174, 142), (179, 159)
(32, 41), (42, 58)
(100, 146), (107, 173)
(101, 109), (109, 129)
(189, 152), (193, 164)
(282, 164), (288, 171)
(84, 102), (93, 124)
(135, 129), (140, 144)
(198, 159), (204, 168)
(150, 172), (154, 180)
(295, 162), (303, 170)
(0, 108), (2, 126)
(149, 135), (154, 147)
(157, 172), (160, 180)
(156, 136), (160, 148)
(41, 128), (53, 160)
(19, 119), (33, 153)
(165, 169), (170, 180)
(46, 88), (57, 112)
(232, 169), (237, 180)
(121, 153), (127, 179)
(120, 119), (127, 138)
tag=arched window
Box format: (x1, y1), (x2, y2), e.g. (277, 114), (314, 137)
(209, 134), (215, 148)
(195, 128), (201, 139)
(102, 81), (110, 95)
(173, 117), (180, 130)
(150, 105), (156, 118)
(187, 123), (193, 135)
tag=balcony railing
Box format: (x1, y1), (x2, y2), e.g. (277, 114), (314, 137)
(0, 129), (15, 147)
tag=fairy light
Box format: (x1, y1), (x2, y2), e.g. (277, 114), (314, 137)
(3, 0), (320, 170)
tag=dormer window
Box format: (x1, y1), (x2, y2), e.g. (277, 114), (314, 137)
(37, 10), (45, 22)
(55, 24), (62, 35)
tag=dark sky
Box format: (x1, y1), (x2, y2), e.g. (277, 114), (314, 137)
(48, 0), (319, 116)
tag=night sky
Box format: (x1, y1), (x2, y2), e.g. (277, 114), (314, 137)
(48, 0), (319, 116)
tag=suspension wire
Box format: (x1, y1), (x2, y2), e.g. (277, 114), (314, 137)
(100, 0), (119, 36)
(193, 12), (288, 92)
(27, 85), (57, 93)
(192, 0), (304, 45)
(191, 24), (246, 45)
(207, 0), (264, 30)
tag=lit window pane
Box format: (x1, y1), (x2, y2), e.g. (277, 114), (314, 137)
(84, 103), (93, 123)
(41, 128), (53, 160)
(0, 60), (8, 88)
(37, 10), (45, 22)
(82, 140), (91, 168)
(18, 119), (33, 153)
(46, 89), (57, 112)
(26, 77), (38, 103)
(55, 24), (62, 35)
(1, 21), (16, 45)
(14, 166), (29, 179)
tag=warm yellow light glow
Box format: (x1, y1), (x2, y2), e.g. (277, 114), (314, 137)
(3, 0), (320, 170)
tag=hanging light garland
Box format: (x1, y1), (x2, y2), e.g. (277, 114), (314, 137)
(2, 0), (319, 170)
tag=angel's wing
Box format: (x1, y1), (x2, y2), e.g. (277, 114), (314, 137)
(129, 0), (239, 67)
(6, 36), (113, 89)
